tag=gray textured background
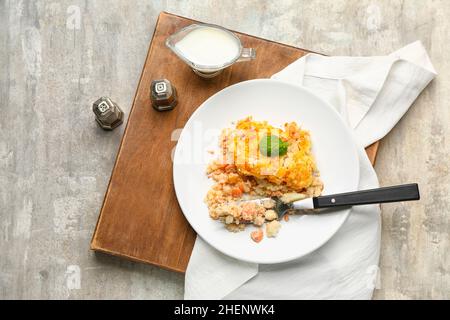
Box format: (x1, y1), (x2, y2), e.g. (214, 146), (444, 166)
(0, 0), (448, 299)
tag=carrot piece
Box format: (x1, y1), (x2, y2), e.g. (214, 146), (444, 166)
(231, 187), (243, 197)
(251, 229), (264, 243)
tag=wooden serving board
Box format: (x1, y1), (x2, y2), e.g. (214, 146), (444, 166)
(90, 12), (379, 273)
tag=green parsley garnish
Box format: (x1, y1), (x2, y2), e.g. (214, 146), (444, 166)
(259, 134), (288, 157)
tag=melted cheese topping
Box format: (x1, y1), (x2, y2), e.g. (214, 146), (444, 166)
(219, 117), (317, 191)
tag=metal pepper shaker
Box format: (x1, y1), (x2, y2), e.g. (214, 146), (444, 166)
(150, 79), (178, 111)
(92, 97), (124, 130)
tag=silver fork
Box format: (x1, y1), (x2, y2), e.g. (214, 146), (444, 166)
(239, 183), (420, 222)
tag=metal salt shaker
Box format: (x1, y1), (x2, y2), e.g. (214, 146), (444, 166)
(150, 79), (178, 111)
(92, 97), (124, 130)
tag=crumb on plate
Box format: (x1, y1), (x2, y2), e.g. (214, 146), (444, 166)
(266, 220), (281, 238)
(251, 229), (264, 243)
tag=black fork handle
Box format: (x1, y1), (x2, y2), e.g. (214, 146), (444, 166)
(313, 183), (420, 209)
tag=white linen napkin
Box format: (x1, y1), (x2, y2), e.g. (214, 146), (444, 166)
(184, 41), (436, 300)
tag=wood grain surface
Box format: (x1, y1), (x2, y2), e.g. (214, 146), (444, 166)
(90, 12), (379, 273)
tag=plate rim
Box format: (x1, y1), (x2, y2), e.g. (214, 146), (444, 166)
(173, 78), (360, 264)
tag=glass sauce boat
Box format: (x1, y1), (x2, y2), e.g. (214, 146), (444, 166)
(166, 23), (256, 78)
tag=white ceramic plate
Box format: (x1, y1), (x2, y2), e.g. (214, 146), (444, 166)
(173, 79), (359, 264)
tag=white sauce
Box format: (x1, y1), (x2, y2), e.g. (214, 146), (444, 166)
(175, 26), (240, 67)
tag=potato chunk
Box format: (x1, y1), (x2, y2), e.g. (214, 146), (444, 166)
(266, 220), (281, 237)
(264, 209), (278, 221)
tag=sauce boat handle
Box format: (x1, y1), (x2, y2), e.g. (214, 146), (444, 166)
(236, 48), (256, 62)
